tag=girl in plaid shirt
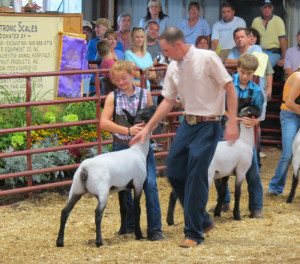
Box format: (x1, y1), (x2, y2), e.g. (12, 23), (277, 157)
(100, 60), (164, 241)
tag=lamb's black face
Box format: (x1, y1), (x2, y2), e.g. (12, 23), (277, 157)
(239, 106), (261, 119)
(134, 105), (156, 124)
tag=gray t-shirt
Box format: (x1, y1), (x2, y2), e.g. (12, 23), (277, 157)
(147, 41), (162, 61)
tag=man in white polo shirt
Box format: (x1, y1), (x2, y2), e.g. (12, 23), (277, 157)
(211, 1), (246, 62)
(130, 27), (239, 248)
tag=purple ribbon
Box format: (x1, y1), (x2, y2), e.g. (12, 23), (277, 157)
(57, 35), (90, 98)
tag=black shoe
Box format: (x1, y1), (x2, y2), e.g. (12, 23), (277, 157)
(147, 233), (165, 241)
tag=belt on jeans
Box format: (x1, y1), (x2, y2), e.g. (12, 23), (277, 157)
(113, 136), (130, 145)
(265, 48), (281, 54)
(184, 115), (221, 125)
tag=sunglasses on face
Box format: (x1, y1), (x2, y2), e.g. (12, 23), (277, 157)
(132, 26), (145, 32)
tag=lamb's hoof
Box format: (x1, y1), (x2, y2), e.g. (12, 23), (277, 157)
(214, 211), (221, 218)
(234, 215), (241, 221)
(286, 196), (293, 203)
(96, 241), (103, 247)
(166, 214), (174, 226)
(135, 233), (144, 240)
(56, 241), (64, 247)
(115, 227), (135, 235)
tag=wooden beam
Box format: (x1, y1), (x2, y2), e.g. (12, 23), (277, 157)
(100, 0), (109, 18)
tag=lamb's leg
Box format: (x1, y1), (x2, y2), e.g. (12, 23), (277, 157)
(56, 194), (82, 247)
(233, 181), (242, 221)
(214, 177), (229, 218)
(133, 188), (143, 240)
(95, 195), (108, 247)
(287, 170), (299, 203)
(118, 190), (127, 234)
(166, 190), (177, 226)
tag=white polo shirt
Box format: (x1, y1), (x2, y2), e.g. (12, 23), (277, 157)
(162, 46), (232, 117)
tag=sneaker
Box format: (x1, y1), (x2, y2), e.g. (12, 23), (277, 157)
(208, 203), (230, 213)
(151, 143), (163, 151)
(266, 190), (278, 196)
(249, 211), (263, 219)
(259, 152), (266, 158)
(147, 233), (165, 241)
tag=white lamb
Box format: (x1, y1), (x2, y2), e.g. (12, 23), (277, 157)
(208, 121), (254, 220)
(287, 128), (300, 203)
(56, 135), (150, 247)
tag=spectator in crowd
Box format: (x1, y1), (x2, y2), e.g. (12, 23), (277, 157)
(251, 0), (287, 67)
(248, 27), (261, 46)
(267, 69), (300, 196)
(97, 39), (115, 80)
(100, 60), (164, 241)
(82, 20), (93, 43)
(195, 35), (211, 50)
(212, 54), (264, 219)
(116, 13), (132, 52)
(103, 29), (124, 60)
(82, 20), (93, 95)
(87, 18), (111, 67)
(226, 27), (273, 102)
(139, 0), (171, 36)
(125, 26), (156, 90)
(130, 27), (239, 248)
(146, 21), (162, 61)
(284, 30), (300, 78)
(178, 1), (211, 45)
(211, 1), (246, 62)
(87, 18), (111, 95)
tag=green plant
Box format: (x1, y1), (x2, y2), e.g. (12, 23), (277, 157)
(2, 145), (71, 188)
(11, 132), (26, 150)
(43, 111), (56, 124)
(0, 85), (49, 150)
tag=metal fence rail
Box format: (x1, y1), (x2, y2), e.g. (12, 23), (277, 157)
(0, 66), (180, 199)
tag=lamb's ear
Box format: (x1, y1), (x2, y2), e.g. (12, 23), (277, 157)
(122, 109), (135, 125)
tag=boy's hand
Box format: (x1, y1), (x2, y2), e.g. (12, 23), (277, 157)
(130, 122), (145, 136)
(129, 127), (151, 146)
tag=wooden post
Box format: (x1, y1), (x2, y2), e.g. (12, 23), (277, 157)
(100, 0), (109, 18)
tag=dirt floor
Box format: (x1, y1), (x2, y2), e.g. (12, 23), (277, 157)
(1, 146), (300, 264)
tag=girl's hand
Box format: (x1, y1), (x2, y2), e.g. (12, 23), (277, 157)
(129, 122), (145, 135)
(237, 117), (258, 128)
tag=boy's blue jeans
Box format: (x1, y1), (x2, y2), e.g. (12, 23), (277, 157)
(112, 142), (162, 236)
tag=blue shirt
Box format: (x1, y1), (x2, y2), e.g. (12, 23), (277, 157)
(233, 73), (264, 113)
(178, 17), (211, 45)
(88, 37), (124, 62)
(125, 50), (153, 90)
(87, 37), (100, 61)
(228, 44), (263, 60)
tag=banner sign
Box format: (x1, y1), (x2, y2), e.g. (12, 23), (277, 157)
(56, 34), (89, 98)
(0, 16), (63, 100)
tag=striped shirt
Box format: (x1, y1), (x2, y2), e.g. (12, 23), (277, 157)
(112, 85), (148, 140)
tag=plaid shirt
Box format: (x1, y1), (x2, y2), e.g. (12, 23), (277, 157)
(113, 85), (147, 140)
